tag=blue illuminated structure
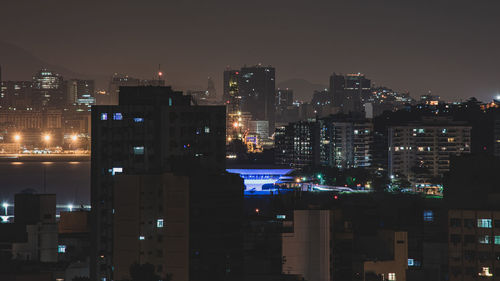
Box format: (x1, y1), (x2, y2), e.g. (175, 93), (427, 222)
(226, 168), (294, 193)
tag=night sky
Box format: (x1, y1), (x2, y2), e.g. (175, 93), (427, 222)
(2, 0), (500, 101)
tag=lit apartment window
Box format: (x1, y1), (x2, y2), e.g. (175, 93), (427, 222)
(157, 219), (164, 228)
(109, 167), (123, 176)
(100, 113), (108, 120)
(478, 219), (492, 228)
(134, 117), (144, 123)
(133, 146), (145, 155)
(113, 113), (123, 120)
(495, 236), (500, 245)
(388, 273), (396, 280)
(478, 235), (491, 244)
(58, 245), (66, 253)
(423, 210), (434, 222)
(204, 126), (210, 133)
(478, 267), (493, 277)
(139, 236), (145, 240)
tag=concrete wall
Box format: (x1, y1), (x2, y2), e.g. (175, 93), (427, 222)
(282, 210), (331, 281)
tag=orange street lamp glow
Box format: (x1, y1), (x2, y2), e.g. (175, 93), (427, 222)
(13, 134), (21, 141)
(43, 134), (51, 142)
(71, 135), (78, 141)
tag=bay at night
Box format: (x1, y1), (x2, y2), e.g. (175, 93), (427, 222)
(0, 160), (90, 205)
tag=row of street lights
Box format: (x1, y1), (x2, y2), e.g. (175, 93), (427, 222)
(12, 133), (80, 143)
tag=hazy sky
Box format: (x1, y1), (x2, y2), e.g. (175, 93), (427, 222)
(2, 0), (500, 101)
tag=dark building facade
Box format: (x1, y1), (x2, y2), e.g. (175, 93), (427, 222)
(329, 73), (371, 114)
(90, 86), (240, 281)
(0, 81), (34, 109)
(239, 65), (276, 134)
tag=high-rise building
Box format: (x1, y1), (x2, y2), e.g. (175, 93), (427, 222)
(329, 73), (345, 107)
(275, 88), (298, 123)
(388, 117), (471, 185)
(90, 86), (241, 281)
(32, 68), (65, 108)
(275, 116), (373, 169)
(448, 209), (500, 281)
(223, 69), (243, 141)
(494, 116), (500, 158)
(239, 65), (276, 134)
(318, 119), (373, 169)
(67, 79), (95, 105)
(206, 77), (216, 99)
(276, 89), (293, 111)
(0, 81), (34, 109)
(329, 73), (371, 114)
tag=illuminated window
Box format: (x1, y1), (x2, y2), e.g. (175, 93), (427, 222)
(478, 219), (492, 228)
(388, 273), (396, 280)
(447, 137), (455, 143)
(408, 259), (414, 266)
(139, 236), (145, 240)
(109, 167), (123, 176)
(133, 146), (144, 155)
(157, 219), (164, 228)
(479, 235), (491, 244)
(168, 98), (172, 106)
(423, 210), (434, 222)
(495, 236), (500, 245)
(204, 126), (210, 133)
(478, 267), (493, 277)
(276, 214), (286, 220)
(100, 113), (108, 120)
(58, 245), (66, 253)
(113, 113), (123, 120)
(134, 117), (144, 123)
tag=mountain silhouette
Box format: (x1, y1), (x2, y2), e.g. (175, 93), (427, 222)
(0, 40), (98, 83)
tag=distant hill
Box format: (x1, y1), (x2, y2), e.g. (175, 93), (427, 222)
(277, 78), (327, 102)
(0, 40), (104, 84)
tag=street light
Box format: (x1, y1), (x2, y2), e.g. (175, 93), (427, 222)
(68, 204), (73, 212)
(13, 134), (21, 142)
(43, 134), (51, 149)
(71, 134), (78, 142)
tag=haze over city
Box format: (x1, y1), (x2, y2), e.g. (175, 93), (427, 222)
(2, 0), (500, 101)
(1, 1), (500, 281)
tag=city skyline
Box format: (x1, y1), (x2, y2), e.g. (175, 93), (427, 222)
(1, 1), (500, 101)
